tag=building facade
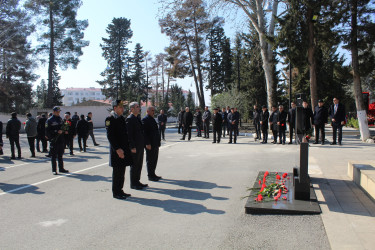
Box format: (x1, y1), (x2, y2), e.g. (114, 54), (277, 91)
(61, 87), (106, 106)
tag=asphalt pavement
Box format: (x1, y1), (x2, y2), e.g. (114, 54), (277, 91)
(1, 128), (333, 249)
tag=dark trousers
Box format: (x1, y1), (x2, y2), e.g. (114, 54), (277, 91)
(50, 142), (64, 172)
(332, 123), (343, 143)
(182, 126), (192, 140)
(36, 137), (40, 152)
(146, 146), (159, 177)
(203, 121), (210, 138)
(178, 123), (183, 134)
(278, 130), (286, 143)
(222, 124), (226, 137)
(27, 136), (36, 156)
(159, 125), (166, 140)
(130, 148), (144, 186)
(65, 135), (74, 153)
(196, 123), (202, 136)
(272, 129), (278, 142)
(88, 129), (97, 145)
(78, 135), (87, 151)
(262, 129), (268, 143)
(289, 124), (294, 143)
(315, 124), (325, 143)
(229, 127), (238, 143)
(112, 165), (126, 195)
(213, 128), (221, 143)
(254, 121), (261, 139)
(9, 137), (21, 157)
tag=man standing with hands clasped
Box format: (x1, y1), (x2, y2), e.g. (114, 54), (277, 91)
(126, 102), (148, 190)
(329, 97), (346, 145)
(202, 106), (211, 139)
(157, 109), (167, 141)
(106, 100), (133, 199)
(142, 106), (162, 182)
(313, 99), (328, 145)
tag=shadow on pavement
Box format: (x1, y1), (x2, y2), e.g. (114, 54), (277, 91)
(159, 178), (231, 190)
(143, 187), (228, 201)
(126, 197), (225, 215)
(0, 183), (45, 195)
(66, 173), (111, 182)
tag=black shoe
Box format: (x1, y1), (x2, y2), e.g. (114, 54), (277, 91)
(94, 144), (100, 146)
(212, 141), (216, 144)
(180, 138), (185, 140)
(321, 142), (325, 145)
(59, 169), (69, 173)
(278, 142), (282, 144)
(85, 145), (89, 147)
(139, 182), (148, 188)
(11, 156), (16, 160)
(37, 150), (41, 153)
(288, 142), (293, 144)
(282, 142), (285, 145)
(148, 176), (161, 182)
(234, 142), (236, 144)
(84, 149), (86, 152)
(45, 154), (51, 157)
(228, 142), (232, 144)
(330, 142), (336, 145)
(255, 137), (259, 140)
(217, 141), (220, 143)
(130, 185), (144, 190)
(338, 142), (342, 145)
(31, 154), (36, 158)
(70, 152), (74, 156)
(52, 172), (58, 175)
(313, 141), (319, 144)
(17, 156), (22, 159)
(113, 194), (127, 200)
(42, 150), (49, 153)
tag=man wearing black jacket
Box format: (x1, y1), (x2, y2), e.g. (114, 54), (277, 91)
(302, 101), (314, 136)
(181, 107), (193, 141)
(221, 107), (227, 138)
(253, 105), (261, 140)
(269, 106), (278, 144)
(260, 106), (269, 144)
(313, 100), (328, 145)
(157, 109), (167, 141)
(0, 121), (3, 155)
(142, 106), (162, 181)
(202, 106), (211, 138)
(212, 108), (222, 143)
(106, 100), (133, 199)
(63, 112), (76, 155)
(329, 97), (346, 145)
(194, 108), (202, 137)
(178, 108), (185, 134)
(76, 115), (89, 152)
(227, 108), (239, 144)
(37, 114), (48, 153)
(126, 102), (148, 190)
(287, 102), (296, 144)
(6, 112), (21, 159)
(277, 105), (288, 144)
(86, 112), (99, 146)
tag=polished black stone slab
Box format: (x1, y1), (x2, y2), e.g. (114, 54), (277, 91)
(245, 172), (321, 215)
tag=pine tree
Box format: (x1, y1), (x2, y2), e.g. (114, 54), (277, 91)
(131, 43), (147, 104)
(25, 0), (89, 108)
(185, 90), (195, 112)
(36, 79), (48, 108)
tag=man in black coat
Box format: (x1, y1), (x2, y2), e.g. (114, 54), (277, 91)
(212, 108), (223, 143)
(181, 107), (193, 141)
(260, 105), (269, 144)
(302, 101), (314, 136)
(194, 108), (202, 137)
(287, 102), (296, 144)
(329, 97), (346, 145)
(269, 106), (278, 144)
(313, 99), (328, 145)
(6, 112), (21, 159)
(227, 108), (239, 144)
(253, 105), (261, 140)
(86, 112), (99, 146)
(126, 102), (148, 190)
(63, 112), (76, 155)
(76, 115), (89, 152)
(221, 107), (227, 138)
(157, 109), (167, 141)
(142, 106), (162, 182)
(37, 114), (48, 153)
(277, 105), (288, 144)
(106, 100), (133, 199)
(202, 106), (211, 138)
(177, 108), (185, 134)
(0, 121), (3, 155)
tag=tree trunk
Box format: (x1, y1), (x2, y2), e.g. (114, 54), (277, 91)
(47, 5), (55, 108)
(351, 0), (370, 141)
(307, 7), (318, 109)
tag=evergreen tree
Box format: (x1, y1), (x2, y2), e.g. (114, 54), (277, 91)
(98, 17), (133, 101)
(25, 0), (89, 108)
(170, 83), (185, 116)
(131, 43), (147, 104)
(185, 89), (195, 112)
(36, 79), (48, 108)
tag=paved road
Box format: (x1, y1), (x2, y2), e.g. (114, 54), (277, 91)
(0, 129), (330, 249)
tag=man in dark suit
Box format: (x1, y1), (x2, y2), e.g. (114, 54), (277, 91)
(329, 97), (346, 145)
(277, 105), (288, 144)
(194, 108), (202, 137)
(269, 106), (278, 144)
(253, 105), (261, 140)
(228, 108), (239, 144)
(126, 102), (148, 190)
(106, 100), (133, 199)
(37, 114), (48, 153)
(178, 108), (185, 134)
(6, 112), (21, 159)
(0, 121), (3, 155)
(157, 109), (167, 141)
(260, 105), (269, 144)
(313, 99), (328, 145)
(142, 106), (162, 182)
(212, 108), (222, 143)
(302, 101), (314, 136)
(181, 107), (193, 141)
(202, 106), (211, 138)
(221, 107), (227, 138)
(287, 102), (296, 144)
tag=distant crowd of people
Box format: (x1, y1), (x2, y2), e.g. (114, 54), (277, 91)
(175, 97), (346, 146)
(0, 109), (100, 173)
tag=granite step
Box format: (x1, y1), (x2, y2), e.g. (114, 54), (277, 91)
(348, 161), (375, 200)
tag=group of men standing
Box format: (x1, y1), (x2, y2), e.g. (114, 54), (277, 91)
(106, 101), (162, 200)
(177, 106), (240, 144)
(253, 97), (346, 145)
